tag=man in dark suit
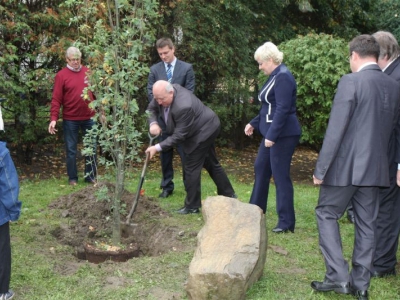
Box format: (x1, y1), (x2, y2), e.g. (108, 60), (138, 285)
(147, 37), (195, 199)
(311, 35), (400, 300)
(145, 80), (236, 214)
(370, 31), (400, 278)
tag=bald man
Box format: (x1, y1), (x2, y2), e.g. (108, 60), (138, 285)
(146, 80), (236, 214)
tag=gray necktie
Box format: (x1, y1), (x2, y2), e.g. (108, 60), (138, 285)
(167, 64), (172, 82)
(164, 107), (169, 123)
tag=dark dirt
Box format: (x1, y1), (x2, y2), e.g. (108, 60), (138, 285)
(47, 182), (195, 262)
(11, 142), (317, 264)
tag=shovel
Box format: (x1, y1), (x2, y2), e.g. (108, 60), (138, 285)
(124, 132), (159, 226)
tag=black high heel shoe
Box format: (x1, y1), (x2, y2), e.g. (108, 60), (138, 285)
(272, 227), (294, 233)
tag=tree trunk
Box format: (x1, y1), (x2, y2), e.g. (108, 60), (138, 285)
(112, 157), (124, 245)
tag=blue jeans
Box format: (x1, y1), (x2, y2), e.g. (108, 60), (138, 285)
(63, 119), (97, 182)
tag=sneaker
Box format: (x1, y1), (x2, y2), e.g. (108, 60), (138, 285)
(0, 290), (15, 300)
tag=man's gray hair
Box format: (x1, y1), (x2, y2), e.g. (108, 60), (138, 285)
(66, 46), (82, 59)
(372, 31), (400, 60)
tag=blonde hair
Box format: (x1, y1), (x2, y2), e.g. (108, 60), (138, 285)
(254, 42), (283, 64)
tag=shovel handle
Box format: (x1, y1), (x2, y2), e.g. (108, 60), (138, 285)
(148, 132), (159, 146)
(125, 132), (160, 224)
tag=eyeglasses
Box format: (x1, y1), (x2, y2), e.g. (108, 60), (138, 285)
(67, 57), (81, 62)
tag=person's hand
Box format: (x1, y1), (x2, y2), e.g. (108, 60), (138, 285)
(397, 170), (400, 187)
(244, 124), (254, 136)
(149, 123), (162, 136)
(313, 175), (323, 185)
(48, 121), (57, 134)
(145, 146), (158, 159)
(264, 139), (275, 148)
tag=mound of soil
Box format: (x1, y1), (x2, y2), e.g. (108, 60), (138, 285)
(48, 183), (194, 262)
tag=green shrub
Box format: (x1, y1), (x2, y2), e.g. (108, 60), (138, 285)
(279, 33), (350, 150)
(205, 79), (260, 150)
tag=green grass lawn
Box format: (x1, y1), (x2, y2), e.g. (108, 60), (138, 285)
(8, 168), (400, 299)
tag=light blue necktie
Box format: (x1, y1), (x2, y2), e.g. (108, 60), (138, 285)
(166, 64), (172, 82)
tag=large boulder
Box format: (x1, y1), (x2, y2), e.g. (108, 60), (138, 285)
(186, 196), (267, 300)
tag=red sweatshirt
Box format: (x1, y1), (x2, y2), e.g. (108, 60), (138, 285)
(50, 66), (95, 121)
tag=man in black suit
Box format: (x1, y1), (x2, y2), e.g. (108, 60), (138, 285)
(147, 38), (195, 199)
(371, 31), (400, 278)
(311, 35), (400, 300)
(146, 80), (236, 214)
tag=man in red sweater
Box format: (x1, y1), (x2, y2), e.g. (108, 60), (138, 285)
(48, 46), (97, 185)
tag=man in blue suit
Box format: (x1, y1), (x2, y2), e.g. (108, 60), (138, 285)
(147, 38), (195, 198)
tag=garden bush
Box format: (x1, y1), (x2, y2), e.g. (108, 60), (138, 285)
(279, 33), (349, 150)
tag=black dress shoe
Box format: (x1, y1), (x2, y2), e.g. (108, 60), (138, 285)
(352, 290), (368, 300)
(159, 190), (173, 198)
(371, 267), (396, 278)
(272, 227), (294, 233)
(311, 280), (350, 294)
(176, 207), (200, 214)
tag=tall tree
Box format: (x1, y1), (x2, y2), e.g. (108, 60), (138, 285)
(65, 0), (158, 245)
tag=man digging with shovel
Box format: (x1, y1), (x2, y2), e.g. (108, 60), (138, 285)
(146, 80), (237, 214)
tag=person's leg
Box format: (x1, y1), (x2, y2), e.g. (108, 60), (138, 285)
(373, 176), (400, 274)
(176, 143), (186, 185)
(203, 142), (235, 197)
(270, 135), (299, 231)
(159, 134), (174, 195)
(350, 186), (379, 291)
(316, 185), (356, 283)
(81, 119), (97, 182)
(63, 120), (80, 183)
(157, 115), (174, 195)
(249, 139), (272, 213)
(183, 128), (228, 210)
(0, 222), (11, 294)
(183, 147), (207, 209)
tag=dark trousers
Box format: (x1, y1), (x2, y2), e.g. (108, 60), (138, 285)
(183, 128), (235, 209)
(63, 119), (97, 182)
(158, 114), (185, 192)
(316, 185), (379, 291)
(0, 221), (11, 293)
(159, 132), (185, 192)
(373, 175), (400, 272)
(249, 135), (299, 230)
